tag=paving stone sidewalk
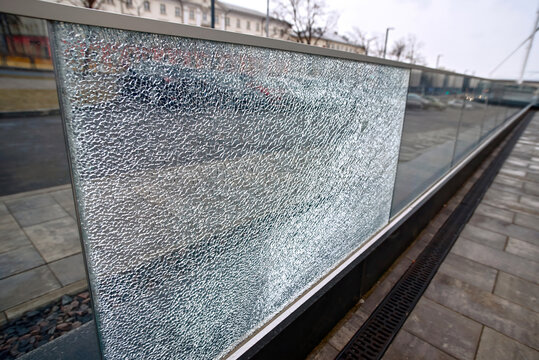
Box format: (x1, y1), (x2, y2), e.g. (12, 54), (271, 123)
(308, 111), (539, 360)
(0, 185), (87, 326)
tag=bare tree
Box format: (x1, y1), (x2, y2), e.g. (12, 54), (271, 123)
(405, 35), (425, 65)
(273, 0), (338, 45)
(348, 27), (375, 56)
(60, 0), (105, 8)
(390, 38), (407, 61)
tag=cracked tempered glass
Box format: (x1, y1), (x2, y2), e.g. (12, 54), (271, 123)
(49, 22), (408, 359)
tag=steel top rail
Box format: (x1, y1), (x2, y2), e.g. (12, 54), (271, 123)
(0, 0), (506, 82)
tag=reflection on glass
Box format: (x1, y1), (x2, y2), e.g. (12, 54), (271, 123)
(49, 22), (409, 359)
(453, 78), (487, 163)
(393, 74), (536, 216)
(392, 70), (464, 214)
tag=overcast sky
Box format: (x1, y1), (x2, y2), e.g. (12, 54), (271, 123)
(226, 0), (539, 81)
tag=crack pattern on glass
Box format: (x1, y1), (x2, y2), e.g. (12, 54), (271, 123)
(49, 21), (409, 359)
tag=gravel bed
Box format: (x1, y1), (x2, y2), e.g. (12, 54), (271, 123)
(0, 291), (93, 359)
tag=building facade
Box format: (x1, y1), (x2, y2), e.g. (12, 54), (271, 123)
(47, 0), (363, 53)
(49, 0), (290, 41)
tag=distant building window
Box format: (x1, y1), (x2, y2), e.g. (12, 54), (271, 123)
(273, 26), (277, 35)
(160, 4), (166, 14)
(215, 15), (219, 24)
(175, 7), (180, 17)
(143, 1), (150, 11)
(106, 0), (114, 4)
(256, 22), (260, 31)
(246, 21), (250, 30)
(189, 9), (195, 20)
(203, 12), (207, 21)
(125, 0), (133, 8)
(225, 17), (230, 26)
(236, 18), (241, 28)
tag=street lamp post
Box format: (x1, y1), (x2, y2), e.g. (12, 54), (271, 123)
(383, 27), (394, 59)
(211, 0), (215, 28)
(266, 0), (269, 37)
(436, 54), (443, 68)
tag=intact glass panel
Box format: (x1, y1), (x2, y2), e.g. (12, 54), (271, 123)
(49, 22), (409, 359)
(452, 77), (487, 163)
(391, 70), (463, 215)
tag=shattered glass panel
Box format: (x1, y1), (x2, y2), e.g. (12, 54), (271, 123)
(49, 22), (409, 359)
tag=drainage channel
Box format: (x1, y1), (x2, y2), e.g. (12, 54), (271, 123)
(336, 109), (536, 360)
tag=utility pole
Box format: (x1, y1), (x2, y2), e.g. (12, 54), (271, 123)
(265, 0), (269, 37)
(436, 54), (443, 68)
(518, 6), (539, 84)
(211, 0), (215, 29)
(383, 27), (394, 59)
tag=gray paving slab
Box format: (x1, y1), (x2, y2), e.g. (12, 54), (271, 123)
(0, 220), (31, 254)
(0, 265), (61, 311)
(519, 193), (539, 210)
(327, 320), (356, 351)
(438, 253), (498, 292)
(489, 182), (528, 197)
(522, 172), (539, 183)
(506, 156), (530, 168)
(459, 224), (507, 250)
(0, 202), (8, 216)
(24, 217), (81, 262)
(383, 330), (457, 360)
(4, 193), (57, 213)
(505, 237), (539, 263)
(476, 327), (538, 360)
(483, 188), (520, 204)
(473, 203), (515, 223)
(50, 188), (77, 218)
(48, 253), (85, 286)
(468, 214), (539, 246)
(493, 272), (539, 312)
(451, 237), (539, 284)
(523, 181), (539, 196)
(493, 174), (525, 188)
(0, 245), (44, 279)
(12, 203), (69, 227)
(499, 167), (527, 178)
(403, 297), (482, 360)
(307, 344), (339, 360)
(503, 160), (531, 169)
(50, 189), (73, 206)
(0, 212), (15, 225)
(482, 191), (539, 216)
(513, 212), (539, 232)
(424, 272), (539, 350)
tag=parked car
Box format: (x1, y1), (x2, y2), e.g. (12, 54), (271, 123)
(424, 96), (447, 110)
(406, 93), (430, 109)
(119, 61), (284, 112)
(447, 99), (473, 109)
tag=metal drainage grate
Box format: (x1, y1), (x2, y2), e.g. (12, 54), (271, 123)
(337, 110), (535, 360)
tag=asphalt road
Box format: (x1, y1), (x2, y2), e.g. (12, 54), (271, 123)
(0, 115), (71, 196)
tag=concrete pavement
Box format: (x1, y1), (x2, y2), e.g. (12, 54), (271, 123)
(0, 185), (86, 326)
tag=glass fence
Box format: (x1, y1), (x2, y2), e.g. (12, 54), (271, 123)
(0, 8), (537, 360)
(391, 71), (537, 215)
